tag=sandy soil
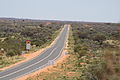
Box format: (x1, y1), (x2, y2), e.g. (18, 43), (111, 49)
(17, 50), (70, 80)
(16, 26), (70, 80)
(0, 27), (64, 71)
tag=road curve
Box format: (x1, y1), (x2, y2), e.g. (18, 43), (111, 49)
(0, 25), (69, 80)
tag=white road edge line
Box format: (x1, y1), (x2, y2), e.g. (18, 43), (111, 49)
(0, 47), (50, 74)
(0, 48), (57, 79)
(53, 26), (69, 61)
(10, 63), (49, 80)
(11, 26), (69, 80)
(0, 26), (68, 80)
(0, 25), (64, 74)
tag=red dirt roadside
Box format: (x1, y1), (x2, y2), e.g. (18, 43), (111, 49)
(0, 48), (45, 71)
(16, 26), (70, 80)
(0, 27), (64, 71)
(17, 50), (70, 80)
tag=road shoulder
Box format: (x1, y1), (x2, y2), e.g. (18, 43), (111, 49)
(16, 26), (70, 80)
(0, 26), (64, 71)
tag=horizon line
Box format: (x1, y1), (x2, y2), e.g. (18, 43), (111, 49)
(0, 17), (119, 23)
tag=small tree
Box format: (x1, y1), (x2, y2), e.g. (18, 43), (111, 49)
(78, 32), (88, 39)
(92, 33), (106, 45)
(6, 49), (16, 56)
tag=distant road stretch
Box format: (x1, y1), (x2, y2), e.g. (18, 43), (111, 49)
(0, 25), (69, 80)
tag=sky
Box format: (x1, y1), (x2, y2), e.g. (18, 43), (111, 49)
(0, 0), (120, 23)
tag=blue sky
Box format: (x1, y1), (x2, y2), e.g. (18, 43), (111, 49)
(0, 0), (120, 22)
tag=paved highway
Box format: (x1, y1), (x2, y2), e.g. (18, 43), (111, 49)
(0, 25), (69, 80)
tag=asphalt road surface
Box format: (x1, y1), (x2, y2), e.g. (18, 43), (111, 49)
(0, 25), (69, 80)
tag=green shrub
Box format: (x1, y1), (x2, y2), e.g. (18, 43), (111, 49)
(6, 49), (21, 56)
(92, 33), (106, 44)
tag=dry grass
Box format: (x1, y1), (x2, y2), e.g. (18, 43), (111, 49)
(103, 47), (120, 80)
(26, 54), (80, 80)
(25, 25), (81, 80)
(26, 24), (120, 80)
(0, 27), (62, 71)
(0, 56), (24, 69)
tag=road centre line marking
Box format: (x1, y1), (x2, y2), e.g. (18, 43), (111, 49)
(0, 47), (50, 74)
(0, 26), (64, 74)
(0, 48), (57, 79)
(12, 26), (69, 80)
(0, 26), (68, 80)
(9, 27), (69, 80)
(10, 62), (49, 80)
(53, 26), (69, 61)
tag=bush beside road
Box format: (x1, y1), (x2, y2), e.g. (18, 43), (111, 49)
(26, 23), (120, 80)
(0, 19), (63, 69)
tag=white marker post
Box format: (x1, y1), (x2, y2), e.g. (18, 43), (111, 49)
(48, 60), (55, 65)
(26, 40), (31, 51)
